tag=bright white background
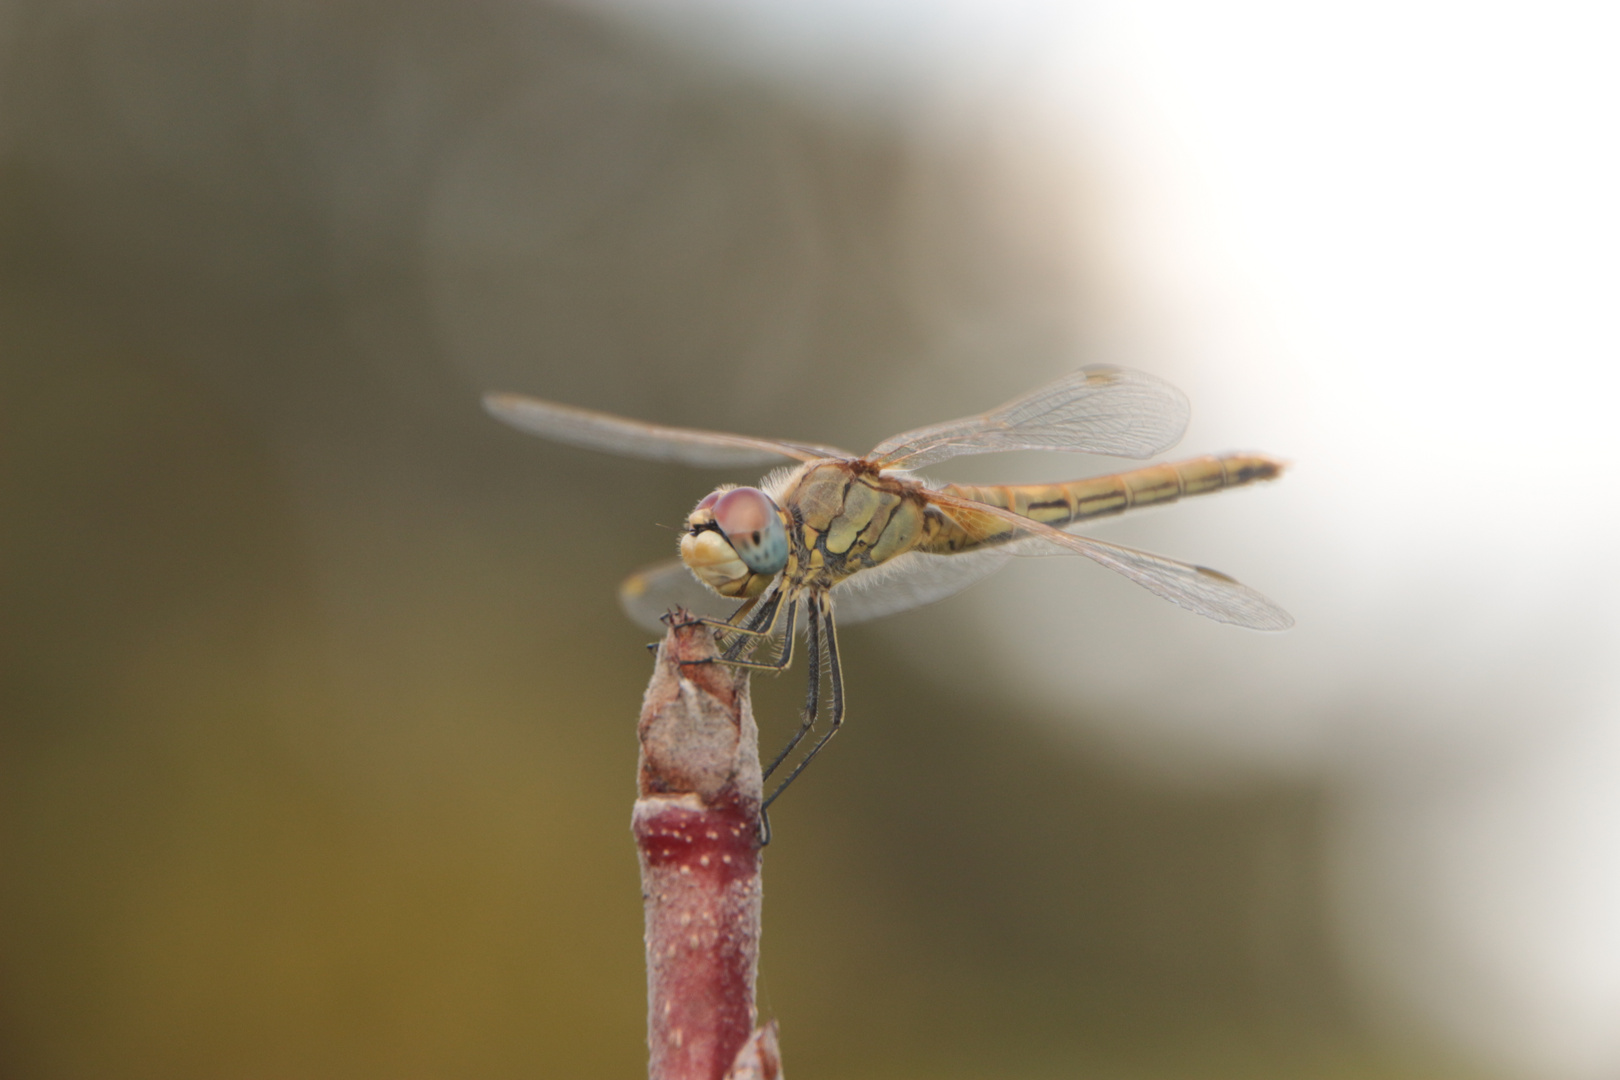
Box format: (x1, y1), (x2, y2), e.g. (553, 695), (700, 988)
(578, 2), (1620, 1076)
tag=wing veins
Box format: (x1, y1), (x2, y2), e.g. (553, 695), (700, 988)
(867, 365), (1190, 469)
(923, 489), (1293, 630)
(484, 392), (851, 467)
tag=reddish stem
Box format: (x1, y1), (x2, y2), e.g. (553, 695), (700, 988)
(634, 613), (776, 1080)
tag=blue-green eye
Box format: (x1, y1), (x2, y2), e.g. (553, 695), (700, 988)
(713, 487), (788, 576)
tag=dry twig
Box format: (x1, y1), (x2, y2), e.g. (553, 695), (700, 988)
(634, 612), (780, 1080)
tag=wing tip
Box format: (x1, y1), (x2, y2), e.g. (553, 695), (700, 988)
(620, 572), (649, 600)
(618, 580), (675, 634)
(1252, 609), (1296, 632)
(1192, 566), (1293, 631)
(481, 391), (531, 425)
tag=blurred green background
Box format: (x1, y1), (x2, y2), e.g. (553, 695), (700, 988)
(0, 2), (1481, 1077)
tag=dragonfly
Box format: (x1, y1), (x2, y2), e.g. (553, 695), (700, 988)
(486, 366), (1290, 815)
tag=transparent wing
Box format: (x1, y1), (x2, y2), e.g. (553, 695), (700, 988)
(924, 489), (1293, 630)
(619, 558), (743, 633)
(618, 550), (1012, 633)
(825, 547), (1014, 623)
(484, 392), (852, 467)
(867, 365), (1190, 469)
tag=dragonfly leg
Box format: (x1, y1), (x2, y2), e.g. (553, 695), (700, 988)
(673, 590), (778, 665)
(688, 591), (781, 643)
(763, 595), (844, 810)
(650, 595), (760, 653)
(763, 599), (821, 780)
(756, 808), (772, 847)
(661, 593), (757, 629)
(718, 590), (782, 661)
(684, 596), (797, 674)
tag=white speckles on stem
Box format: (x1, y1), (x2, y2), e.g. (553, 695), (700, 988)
(636, 616), (769, 1080)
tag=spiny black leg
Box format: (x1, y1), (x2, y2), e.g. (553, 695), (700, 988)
(763, 598), (821, 780)
(763, 595), (844, 810)
(695, 597), (796, 673)
(736, 590), (777, 633)
(720, 590), (780, 661)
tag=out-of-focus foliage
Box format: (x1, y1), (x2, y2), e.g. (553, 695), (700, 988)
(0, 1), (1477, 1077)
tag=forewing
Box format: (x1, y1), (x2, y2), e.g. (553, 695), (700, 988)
(619, 549), (1013, 633)
(925, 489), (1293, 630)
(618, 558), (742, 633)
(484, 392), (851, 467)
(867, 365), (1189, 469)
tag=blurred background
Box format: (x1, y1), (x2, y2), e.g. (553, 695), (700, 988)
(3, 1), (1617, 1077)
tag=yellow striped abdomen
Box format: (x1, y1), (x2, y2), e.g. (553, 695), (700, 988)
(926, 452), (1284, 553)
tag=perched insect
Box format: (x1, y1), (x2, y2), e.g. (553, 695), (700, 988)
(486, 366), (1290, 813)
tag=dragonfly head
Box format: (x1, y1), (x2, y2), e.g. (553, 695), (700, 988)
(680, 486), (789, 598)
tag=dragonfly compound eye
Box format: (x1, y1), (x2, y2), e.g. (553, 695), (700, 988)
(713, 486), (789, 575)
